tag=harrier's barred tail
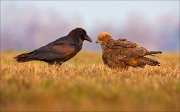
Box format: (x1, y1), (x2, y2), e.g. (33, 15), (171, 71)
(145, 51), (162, 55)
(139, 57), (160, 66)
(14, 52), (33, 62)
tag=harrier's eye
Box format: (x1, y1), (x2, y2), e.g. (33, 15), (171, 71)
(101, 38), (105, 41)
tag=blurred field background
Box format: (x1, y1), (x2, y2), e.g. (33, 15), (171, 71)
(0, 1), (180, 111)
(0, 51), (179, 111)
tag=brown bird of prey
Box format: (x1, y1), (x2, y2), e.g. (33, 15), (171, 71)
(15, 28), (92, 65)
(96, 32), (162, 69)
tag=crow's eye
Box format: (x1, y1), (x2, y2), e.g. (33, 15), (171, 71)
(80, 34), (84, 38)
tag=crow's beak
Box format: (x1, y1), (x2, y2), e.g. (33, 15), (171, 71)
(84, 35), (92, 42)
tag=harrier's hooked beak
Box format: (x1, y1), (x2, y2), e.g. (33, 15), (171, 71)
(84, 35), (92, 42)
(96, 39), (101, 44)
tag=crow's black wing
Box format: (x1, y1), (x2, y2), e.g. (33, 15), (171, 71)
(28, 36), (76, 60)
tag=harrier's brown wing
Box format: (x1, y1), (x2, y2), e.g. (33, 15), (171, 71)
(106, 39), (148, 60)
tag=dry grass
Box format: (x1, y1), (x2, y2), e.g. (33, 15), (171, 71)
(0, 50), (180, 111)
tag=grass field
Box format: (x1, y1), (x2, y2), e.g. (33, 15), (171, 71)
(0, 50), (179, 111)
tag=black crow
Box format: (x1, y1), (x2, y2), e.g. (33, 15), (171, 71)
(15, 28), (92, 65)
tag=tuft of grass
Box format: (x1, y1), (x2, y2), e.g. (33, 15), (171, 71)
(0, 51), (180, 111)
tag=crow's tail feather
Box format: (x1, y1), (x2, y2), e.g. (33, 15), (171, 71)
(14, 51), (34, 62)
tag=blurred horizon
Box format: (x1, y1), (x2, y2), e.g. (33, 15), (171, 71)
(1, 1), (179, 51)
